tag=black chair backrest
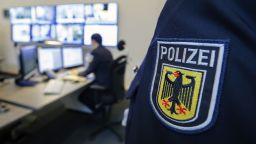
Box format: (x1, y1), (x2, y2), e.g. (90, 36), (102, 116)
(110, 55), (127, 101)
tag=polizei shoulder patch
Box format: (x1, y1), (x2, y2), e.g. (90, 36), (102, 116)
(150, 39), (229, 134)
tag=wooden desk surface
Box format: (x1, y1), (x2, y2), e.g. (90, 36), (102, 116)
(0, 79), (91, 110)
(0, 102), (32, 129)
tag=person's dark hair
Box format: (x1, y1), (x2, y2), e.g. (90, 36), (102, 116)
(91, 33), (102, 45)
(117, 40), (126, 51)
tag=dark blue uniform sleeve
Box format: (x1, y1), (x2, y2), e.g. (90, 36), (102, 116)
(126, 0), (256, 143)
(127, 61), (145, 99)
(80, 52), (99, 76)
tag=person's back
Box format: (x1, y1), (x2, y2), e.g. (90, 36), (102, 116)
(90, 46), (113, 87)
(80, 33), (113, 87)
(79, 33), (113, 111)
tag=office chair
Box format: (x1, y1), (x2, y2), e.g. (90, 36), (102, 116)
(89, 55), (127, 142)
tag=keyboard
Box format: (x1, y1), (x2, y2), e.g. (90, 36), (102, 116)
(44, 80), (64, 95)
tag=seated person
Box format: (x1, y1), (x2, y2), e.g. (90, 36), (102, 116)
(79, 33), (113, 111)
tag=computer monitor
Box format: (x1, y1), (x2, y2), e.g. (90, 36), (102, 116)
(85, 3), (118, 25)
(56, 24), (84, 44)
(84, 25), (118, 46)
(56, 4), (85, 23)
(10, 7), (32, 24)
(19, 46), (37, 79)
(31, 6), (55, 24)
(63, 47), (84, 68)
(38, 47), (63, 73)
(32, 24), (55, 41)
(12, 24), (31, 42)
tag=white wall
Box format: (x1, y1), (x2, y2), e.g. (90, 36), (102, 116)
(0, 0), (165, 88)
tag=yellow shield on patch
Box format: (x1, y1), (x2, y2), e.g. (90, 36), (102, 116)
(156, 65), (205, 122)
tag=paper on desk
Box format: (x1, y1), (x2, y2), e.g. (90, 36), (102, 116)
(63, 75), (87, 82)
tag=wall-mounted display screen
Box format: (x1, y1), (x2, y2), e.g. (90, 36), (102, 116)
(56, 4), (84, 23)
(84, 25), (118, 46)
(56, 24), (83, 44)
(85, 3), (118, 25)
(10, 7), (32, 24)
(32, 6), (55, 24)
(32, 24), (55, 41)
(10, 3), (118, 46)
(12, 24), (31, 42)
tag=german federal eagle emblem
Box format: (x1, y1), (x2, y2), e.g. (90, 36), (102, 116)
(150, 40), (228, 133)
(157, 66), (204, 122)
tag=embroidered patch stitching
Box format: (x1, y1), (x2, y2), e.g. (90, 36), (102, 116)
(149, 39), (229, 133)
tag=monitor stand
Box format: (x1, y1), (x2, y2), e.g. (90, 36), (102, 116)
(15, 79), (38, 87)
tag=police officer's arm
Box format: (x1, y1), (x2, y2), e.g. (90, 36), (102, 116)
(79, 53), (99, 76)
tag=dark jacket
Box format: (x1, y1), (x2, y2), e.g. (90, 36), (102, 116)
(126, 0), (256, 144)
(82, 46), (113, 87)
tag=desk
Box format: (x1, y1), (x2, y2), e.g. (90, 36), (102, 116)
(0, 102), (32, 129)
(0, 79), (92, 110)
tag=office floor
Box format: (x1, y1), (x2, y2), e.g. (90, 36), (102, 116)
(20, 100), (129, 144)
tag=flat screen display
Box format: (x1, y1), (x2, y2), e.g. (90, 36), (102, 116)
(10, 7), (32, 24)
(32, 24), (55, 41)
(56, 4), (84, 23)
(12, 24), (31, 42)
(38, 48), (63, 73)
(63, 47), (84, 68)
(9, 3), (118, 45)
(32, 6), (55, 24)
(56, 24), (83, 44)
(20, 46), (37, 79)
(84, 25), (118, 46)
(85, 3), (118, 25)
